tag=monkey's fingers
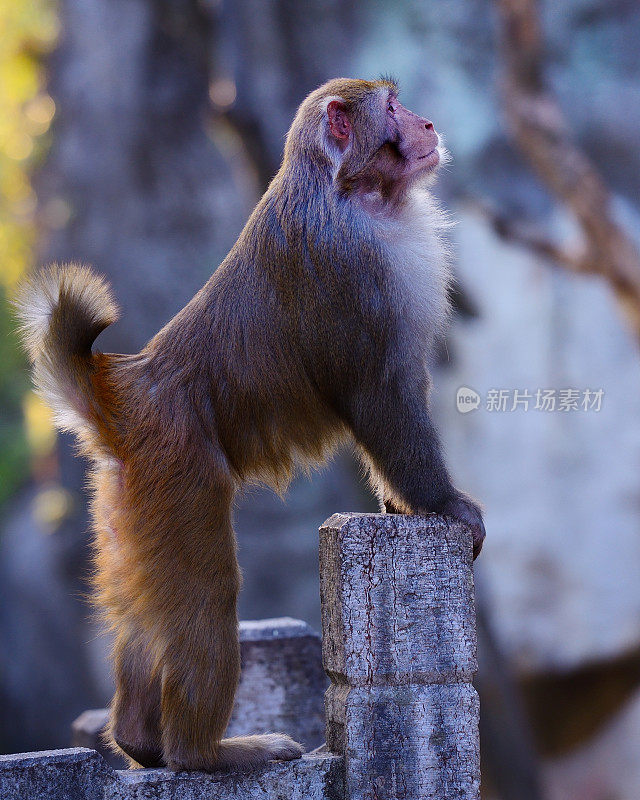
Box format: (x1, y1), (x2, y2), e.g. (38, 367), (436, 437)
(439, 494), (486, 560)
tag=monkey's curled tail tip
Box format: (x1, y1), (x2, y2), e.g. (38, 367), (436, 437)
(13, 264), (119, 441)
(219, 733), (304, 769)
(169, 734), (305, 772)
(13, 263), (119, 363)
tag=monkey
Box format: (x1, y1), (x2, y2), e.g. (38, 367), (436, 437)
(15, 77), (485, 772)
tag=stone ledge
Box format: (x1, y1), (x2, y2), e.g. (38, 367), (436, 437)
(238, 617), (316, 641)
(0, 747), (343, 800)
(113, 751), (343, 800)
(0, 749), (113, 800)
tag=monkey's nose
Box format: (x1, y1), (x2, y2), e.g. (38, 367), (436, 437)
(424, 120), (434, 131)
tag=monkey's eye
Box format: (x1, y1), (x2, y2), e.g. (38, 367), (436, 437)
(387, 101), (396, 114)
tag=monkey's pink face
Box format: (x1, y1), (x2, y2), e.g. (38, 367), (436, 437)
(384, 95), (440, 176)
(327, 91), (440, 186)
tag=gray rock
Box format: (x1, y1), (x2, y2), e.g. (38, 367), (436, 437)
(320, 513), (480, 800)
(0, 748), (113, 800)
(110, 752), (343, 800)
(0, 748), (342, 800)
(229, 618), (326, 750)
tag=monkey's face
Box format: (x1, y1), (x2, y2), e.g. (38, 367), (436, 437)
(324, 81), (442, 198)
(384, 95), (441, 178)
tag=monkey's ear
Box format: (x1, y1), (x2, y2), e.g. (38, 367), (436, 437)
(327, 100), (351, 143)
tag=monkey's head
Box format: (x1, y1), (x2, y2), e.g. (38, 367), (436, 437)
(284, 77), (445, 201)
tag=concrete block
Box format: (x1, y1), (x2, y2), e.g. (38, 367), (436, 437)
(320, 513), (480, 800)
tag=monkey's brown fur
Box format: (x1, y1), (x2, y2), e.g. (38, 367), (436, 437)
(15, 78), (485, 772)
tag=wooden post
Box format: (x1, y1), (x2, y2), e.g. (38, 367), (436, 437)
(320, 513), (480, 800)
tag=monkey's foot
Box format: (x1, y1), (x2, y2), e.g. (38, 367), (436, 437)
(114, 737), (165, 769)
(167, 733), (304, 772)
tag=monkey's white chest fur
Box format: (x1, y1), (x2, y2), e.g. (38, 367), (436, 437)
(371, 189), (452, 364)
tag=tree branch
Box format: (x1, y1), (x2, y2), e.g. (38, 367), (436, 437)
(494, 0), (640, 338)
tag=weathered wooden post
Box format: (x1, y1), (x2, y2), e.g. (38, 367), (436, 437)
(320, 513), (480, 800)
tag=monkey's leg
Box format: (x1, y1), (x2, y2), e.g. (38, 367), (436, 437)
(90, 462), (164, 767)
(344, 376), (486, 557)
(108, 626), (163, 768)
(158, 531), (303, 771)
(120, 467), (303, 772)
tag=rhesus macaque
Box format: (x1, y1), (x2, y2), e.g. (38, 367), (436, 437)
(16, 77), (485, 772)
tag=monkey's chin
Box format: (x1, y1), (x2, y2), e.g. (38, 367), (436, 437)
(416, 145), (450, 187)
(417, 149), (440, 169)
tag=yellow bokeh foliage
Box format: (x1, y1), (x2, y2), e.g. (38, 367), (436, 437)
(0, 0), (58, 289)
(0, 0), (59, 493)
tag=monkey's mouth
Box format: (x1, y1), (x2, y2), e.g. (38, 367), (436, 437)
(417, 148), (440, 167)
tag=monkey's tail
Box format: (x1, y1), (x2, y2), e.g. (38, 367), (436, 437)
(14, 264), (121, 455)
(213, 734), (304, 770)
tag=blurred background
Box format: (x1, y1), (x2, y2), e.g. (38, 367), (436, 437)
(1, 0), (640, 797)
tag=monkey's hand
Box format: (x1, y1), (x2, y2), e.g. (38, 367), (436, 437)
(439, 492), (486, 560)
(384, 493), (485, 559)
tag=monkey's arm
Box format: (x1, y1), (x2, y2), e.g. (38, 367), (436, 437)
(342, 375), (485, 558)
